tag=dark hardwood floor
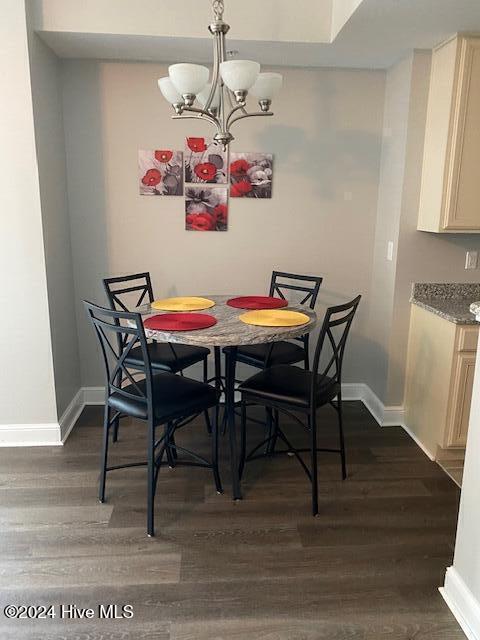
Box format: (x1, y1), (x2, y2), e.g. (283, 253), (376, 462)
(0, 401), (465, 639)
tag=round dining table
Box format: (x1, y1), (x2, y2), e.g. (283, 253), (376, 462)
(135, 295), (318, 500)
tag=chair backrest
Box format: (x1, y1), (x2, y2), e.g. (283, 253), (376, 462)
(311, 295), (361, 400)
(103, 272), (154, 312)
(269, 271), (323, 309)
(269, 271), (323, 355)
(84, 301), (154, 414)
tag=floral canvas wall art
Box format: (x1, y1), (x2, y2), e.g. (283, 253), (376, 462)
(138, 149), (183, 196)
(184, 137), (228, 184)
(185, 186), (228, 231)
(229, 152), (273, 198)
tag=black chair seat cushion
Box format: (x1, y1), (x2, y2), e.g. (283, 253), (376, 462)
(238, 364), (339, 409)
(109, 372), (218, 423)
(226, 341), (305, 368)
(126, 342), (209, 374)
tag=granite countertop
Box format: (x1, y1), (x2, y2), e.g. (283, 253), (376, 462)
(410, 283), (480, 324)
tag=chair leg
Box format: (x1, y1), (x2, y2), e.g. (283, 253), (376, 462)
(214, 346), (222, 435)
(264, 407), (273, 455)
(212, 410), (223, 494)
(304, 350), (310, 370)
(165, 422), (176, 468)
(99, 404), (111, 503)
(268, 409), (279, 455)
(239, 400), (247, 480)
(147, 421), (156, 537)
(310, 410), (319, 516)
(112, 371), (122, 442)
(112, 416), (120, 443)
(337, 391), (347, 480)
(203, 356), (212, 434)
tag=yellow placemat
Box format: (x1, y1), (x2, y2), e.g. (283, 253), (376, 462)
(239, 310), (310, 327)
(151, 296), (215, 312)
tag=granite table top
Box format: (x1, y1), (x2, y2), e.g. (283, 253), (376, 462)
(134, 295), (318, 347)
(410, 283), (480, 325)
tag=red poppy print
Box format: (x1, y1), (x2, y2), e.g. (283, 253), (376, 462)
(138, 149), (183, 196)
(230, 180), (253, 197)
(185, 137), (227, 184)
(187, 137), (207, 153)
(185, 187), (228, 232)
(213, 204), (228, 225)
(142, 168), (162, 187)
(230, 158), (251, 177)
(229, 152), (273, 198)
(186, 213), (216, 231)
(194, 162), (217, 182)
(154, 150), (173, 163)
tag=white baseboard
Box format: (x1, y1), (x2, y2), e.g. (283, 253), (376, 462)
(0, 383), (432, 460)
(341, 382), (436, 460)
(82, 386), (105, 405)
(59, 388), (84, 443)
(0, 422), (62, 447)
(440, 567), (480, 640)
(400, 420), (435, 460)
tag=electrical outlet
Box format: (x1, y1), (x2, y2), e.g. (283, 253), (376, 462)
(465, 251), (478, 270)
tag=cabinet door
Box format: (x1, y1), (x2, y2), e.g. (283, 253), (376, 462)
(444, 38), (480, 230)
(445, 352), (476, 447)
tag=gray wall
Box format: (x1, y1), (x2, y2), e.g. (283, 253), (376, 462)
(62, 60), (386, 388)
(27, 27), (81, 417)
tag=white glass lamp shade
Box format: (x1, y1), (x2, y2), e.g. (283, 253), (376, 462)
(168, 63), (209, 96)
(219, 60), (260, 92)
(158, 77), (183, 104)
(197, 83), (221, 109)
(250, 72), (283, 99)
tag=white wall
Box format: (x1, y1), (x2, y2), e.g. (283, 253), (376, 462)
(0, 0), (58, 442)
(61, 60), (386, 388)
(27, 19), (81, 418)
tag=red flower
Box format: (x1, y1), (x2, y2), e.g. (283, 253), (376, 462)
(194, 162), (217, 182)
(155, 150), (173, 163)
(141, 168), (162, 187)
(231, 180), (253, 197)
(213, 204), (228, 224)
(186, 213), (216, 231)
(187, 137), (207, 153)
(230, 159), (251, 177)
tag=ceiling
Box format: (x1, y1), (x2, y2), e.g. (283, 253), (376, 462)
(35, 0), (480, 69)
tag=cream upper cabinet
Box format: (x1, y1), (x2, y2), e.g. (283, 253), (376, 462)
(418, 36), (480, 233)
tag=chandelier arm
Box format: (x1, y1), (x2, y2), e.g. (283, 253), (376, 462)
(225, 103), (249, 128)
(172, 109), (220, 129)
(227, 111), (274, 131)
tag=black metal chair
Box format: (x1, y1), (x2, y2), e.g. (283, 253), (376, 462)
(238, 295), (361, 516)
(84, 301), (222, 537)
(103, 273), (211, 440)
(233, 271), (323, 371)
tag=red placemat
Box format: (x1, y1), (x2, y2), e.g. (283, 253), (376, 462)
(227, 296), (288, 310)
(144, 313), (217, 331)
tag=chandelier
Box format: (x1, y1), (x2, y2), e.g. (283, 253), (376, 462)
(157, 0), (283, 149)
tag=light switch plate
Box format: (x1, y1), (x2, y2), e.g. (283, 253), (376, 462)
(387, 241), (394, 262)
(465, 251), (478, 270)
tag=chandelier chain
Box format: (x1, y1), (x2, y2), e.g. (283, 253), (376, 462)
(212, 0), (224, 20)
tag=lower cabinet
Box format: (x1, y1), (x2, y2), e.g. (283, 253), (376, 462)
(404, 305), (478, 457)
(445, 350), (476, 447)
